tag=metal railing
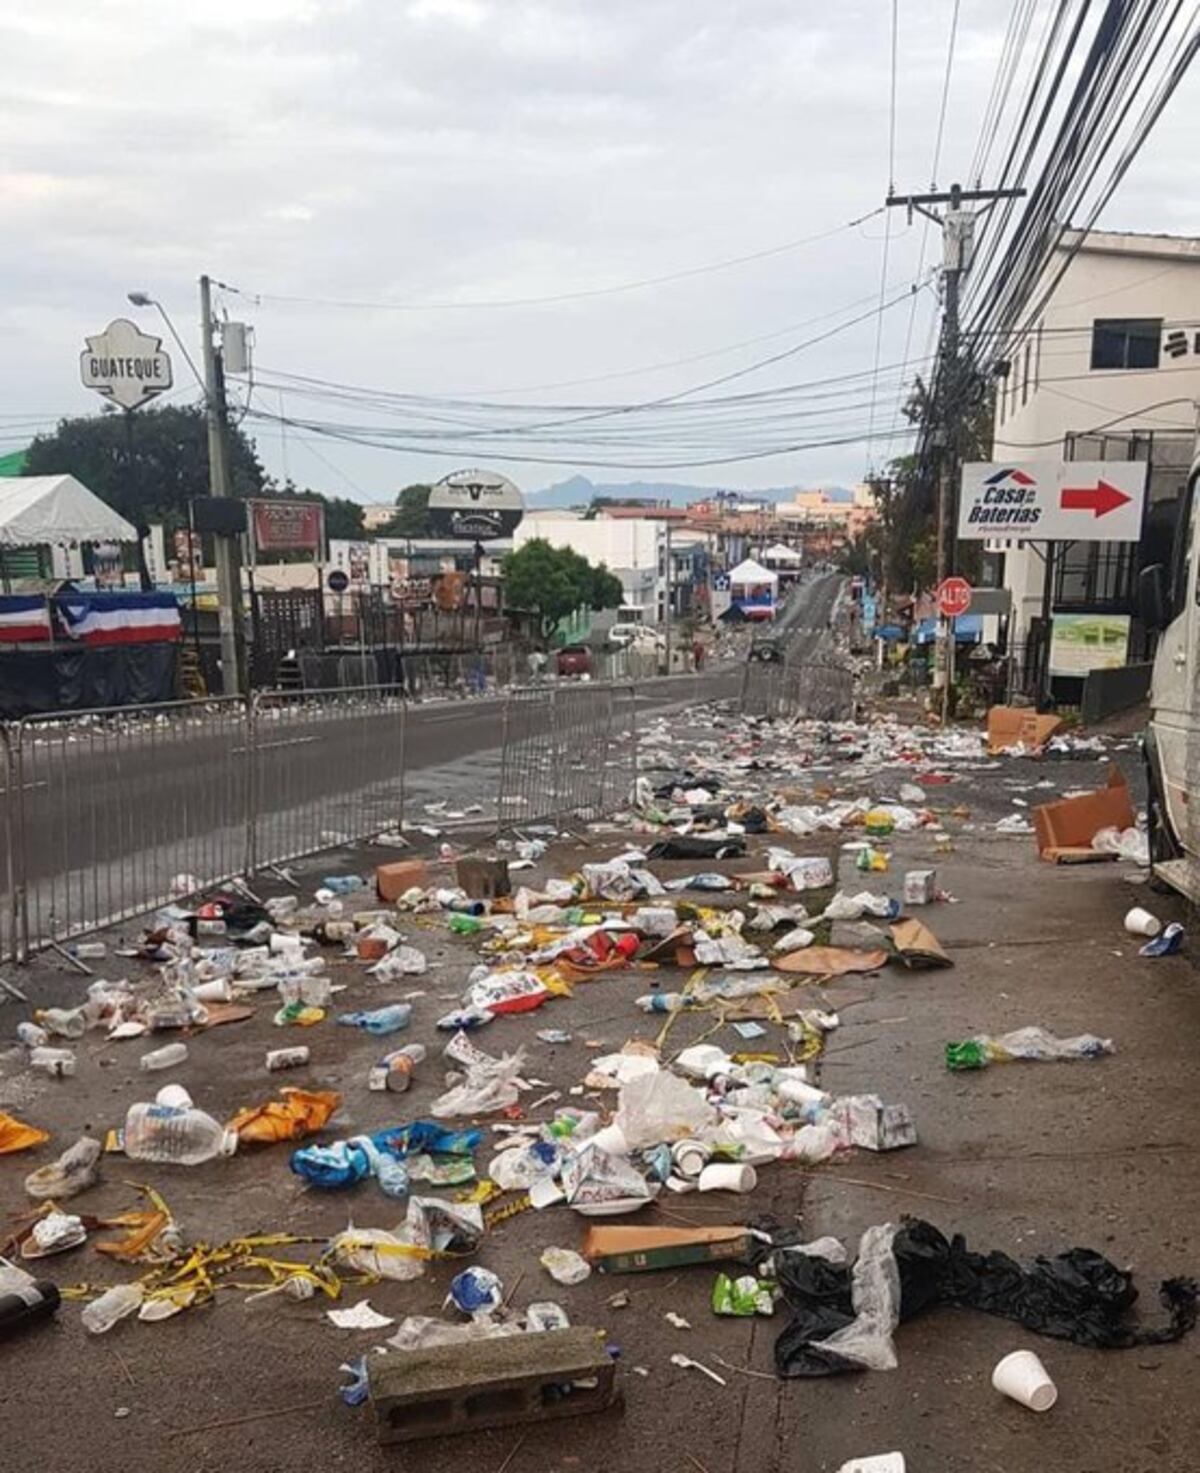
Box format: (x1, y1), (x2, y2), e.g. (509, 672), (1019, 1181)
(0, 663), (755, 959)
(740, 660), (855, 721)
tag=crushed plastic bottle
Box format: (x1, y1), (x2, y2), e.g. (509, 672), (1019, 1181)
(123, 1101), (238, 1165)
(139, 1042), (190, 1072)
(33, 1007), (87, 1040)
(635, 992), (700, 1014)
(336, 1004), (412, 1036)
(266, 1046), (311, 1071)
(448, 913), (484, 936)
(81, 1282), (143, 1335)
(945, 1026), (1114, 1070)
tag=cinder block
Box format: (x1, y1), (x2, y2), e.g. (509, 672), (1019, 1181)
(376, 859), (429, 902)
(456, 855), (511, 899)
(369, 1327), (619, 1444)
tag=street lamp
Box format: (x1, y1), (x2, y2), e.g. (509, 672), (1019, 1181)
(127, 292), (205, 391)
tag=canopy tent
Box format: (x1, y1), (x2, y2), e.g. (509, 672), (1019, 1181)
(0, 476), (137, 548)
(728, 557), (779, 587)
(761, 542), (803, 566)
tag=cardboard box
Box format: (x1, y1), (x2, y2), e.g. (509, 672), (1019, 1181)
(1032, 764), (1135, 863)
(986, 705), (1063, 755)
(844, 1094), (918, 1151)
(375, 858), (429, 902)
(580, 1223), (753, 1274)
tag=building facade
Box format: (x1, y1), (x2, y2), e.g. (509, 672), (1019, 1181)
(992, 229), (1200, 675)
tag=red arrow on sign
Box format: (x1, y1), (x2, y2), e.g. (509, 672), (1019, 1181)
(1060, 479), (1132, 518)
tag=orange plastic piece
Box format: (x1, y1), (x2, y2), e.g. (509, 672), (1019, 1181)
(0, 1111), (49, 1154)
(227, 1088), (342, 1145)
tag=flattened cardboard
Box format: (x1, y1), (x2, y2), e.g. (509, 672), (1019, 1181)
(889, 918), (952, 969)
(581, 1223), (753, 1273)
(1033, 765), (1135, 861)
(773, 946), (888, 976)
(986, 705), (1063, 755)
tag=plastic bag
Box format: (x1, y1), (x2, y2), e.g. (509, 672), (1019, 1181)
(614, 1069), (716, 1150)
(775, 1218), (1199, 1378)
(945, 1026), (1114, 1070)
(713, 1272), (776, 1316)
(810, 1223), (902, 1370)
(330, 1197), (484, 1282)
(540, 1247), (592, 1285)
(1092, 824), (1150, 866)
(430, 1047), (526, 1118)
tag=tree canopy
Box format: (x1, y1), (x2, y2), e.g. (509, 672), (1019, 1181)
(502, 538), (623, 643)
(23, 404), (265, 531)
(22, 405), (365, 543)
(379, 484), (433, 538)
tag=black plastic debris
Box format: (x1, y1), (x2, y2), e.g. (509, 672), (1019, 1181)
(646, 835), (747, 861)
(774, 1218), (1198, 1378)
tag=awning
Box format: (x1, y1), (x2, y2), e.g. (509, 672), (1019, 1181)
(913, 615), (984, 645)
(0, 475), (138, 548)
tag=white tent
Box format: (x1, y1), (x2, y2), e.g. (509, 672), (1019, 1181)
(0, 476), (138, 548)
(729, 557), (779, 586)
(762, 541), (803, 565)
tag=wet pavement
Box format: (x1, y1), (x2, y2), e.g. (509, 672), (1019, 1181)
(2, 705), (1198, 1473)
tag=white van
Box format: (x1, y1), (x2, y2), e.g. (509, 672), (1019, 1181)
(1142, 450), (1200, 897)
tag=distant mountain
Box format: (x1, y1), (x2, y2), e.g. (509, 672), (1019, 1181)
(528, 475), (853, 508)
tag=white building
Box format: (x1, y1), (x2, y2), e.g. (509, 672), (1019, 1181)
(514, 512), (665, 622)
(993, 228), (1200, 657)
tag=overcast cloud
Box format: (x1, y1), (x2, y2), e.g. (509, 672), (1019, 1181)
(2, 1), (1196, 498)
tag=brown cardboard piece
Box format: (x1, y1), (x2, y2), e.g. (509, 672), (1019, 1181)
(1033, 764), (1135, 863)
(986, 705), (1063, 755)
(581, 1223), (752, 1273)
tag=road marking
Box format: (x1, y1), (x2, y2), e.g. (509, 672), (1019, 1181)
(231, 737), (320, 755)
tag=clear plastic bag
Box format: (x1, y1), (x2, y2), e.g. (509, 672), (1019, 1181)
(430, 1047), (526, 1118)
(811, 1222), (902, 1371)
(614, 1068), (715, 1149)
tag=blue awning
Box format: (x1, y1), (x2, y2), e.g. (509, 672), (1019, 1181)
(913, 614), (983, 645)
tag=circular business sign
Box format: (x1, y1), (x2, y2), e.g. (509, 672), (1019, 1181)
(327, 568), (350, 593)
(427, 468), (524, 541)
(936, 576), (972, 618)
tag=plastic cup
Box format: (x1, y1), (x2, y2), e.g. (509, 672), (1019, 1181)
(1124, 906), (1161, 938)
(192, 978), (232, 1003)
(589, 1123), (629, 1156)
(698, 1162), (757, 1193)
(992, 1349), (1057, 1411)
(671, 1139), (713, 1181)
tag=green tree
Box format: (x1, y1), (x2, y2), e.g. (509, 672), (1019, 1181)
(501, 539), (623, 644)
(380, 483), (432, 538)
(23, 404), (265, 530)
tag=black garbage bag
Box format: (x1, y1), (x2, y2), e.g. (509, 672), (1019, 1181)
(774, 1217), (1197, 1379)
(651, 770), (721, 800)
(185, 891), (273, 943)
(646, 835), (746, 861)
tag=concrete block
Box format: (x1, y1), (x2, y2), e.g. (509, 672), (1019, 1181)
(456, 855), (511, 899)
(376, 859), (429, 902)
(369, 1327), (618, 1444)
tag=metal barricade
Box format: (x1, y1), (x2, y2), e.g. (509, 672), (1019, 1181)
(249, 685), (407, 870)
(9, 698), (251, 960)
(741, 661), (854, 721)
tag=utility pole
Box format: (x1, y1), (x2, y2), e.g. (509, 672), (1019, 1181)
(199, 274), (246, 695)
(885, 183), (1025, 722)
(662, 518), (673, 675)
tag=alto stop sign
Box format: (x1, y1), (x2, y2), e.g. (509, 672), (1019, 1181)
(936, 576), (972, 618)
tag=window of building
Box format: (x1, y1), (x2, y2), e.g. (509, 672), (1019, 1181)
(1090, 318), (1162, 371)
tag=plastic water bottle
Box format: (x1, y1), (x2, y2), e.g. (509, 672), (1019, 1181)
(368, 1043), (427, 1092)
(336, 1004), (411, 1036)
(123, 1101), (237, 1165)
(635, 992), (695, 1013)
(81, 1282), (143, 1334)
(28, 1047), (76, 1078)
(321, 875), (363, 895)
(139, 1042), (190, 1072)
(34, 1007), (86, 1040)
(16, 1022), (48, 1048)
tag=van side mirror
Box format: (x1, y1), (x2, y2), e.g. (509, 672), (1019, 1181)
(1138, 563), (1168, 630)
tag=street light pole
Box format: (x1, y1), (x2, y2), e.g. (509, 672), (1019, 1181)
(198, 274), (246, 695)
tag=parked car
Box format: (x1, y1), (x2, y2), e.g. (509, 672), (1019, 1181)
(606, 622), (645, 649)
(556, 644), (593, 677)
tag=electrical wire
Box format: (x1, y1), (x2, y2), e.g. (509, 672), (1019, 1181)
(219, 209), (885, 314)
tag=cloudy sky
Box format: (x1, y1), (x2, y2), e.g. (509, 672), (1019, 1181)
(2, 0), (1197, 500)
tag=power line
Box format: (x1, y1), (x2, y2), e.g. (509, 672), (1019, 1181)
(219, 208), (886, 314)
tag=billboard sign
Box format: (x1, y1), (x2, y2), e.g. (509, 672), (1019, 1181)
(251, 499), (325, 555)
(427, 468), (524, 540)
(959, 462), (1146, 543)
(80, 318), (173, 412)
(1049, 613), (1131, 677)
